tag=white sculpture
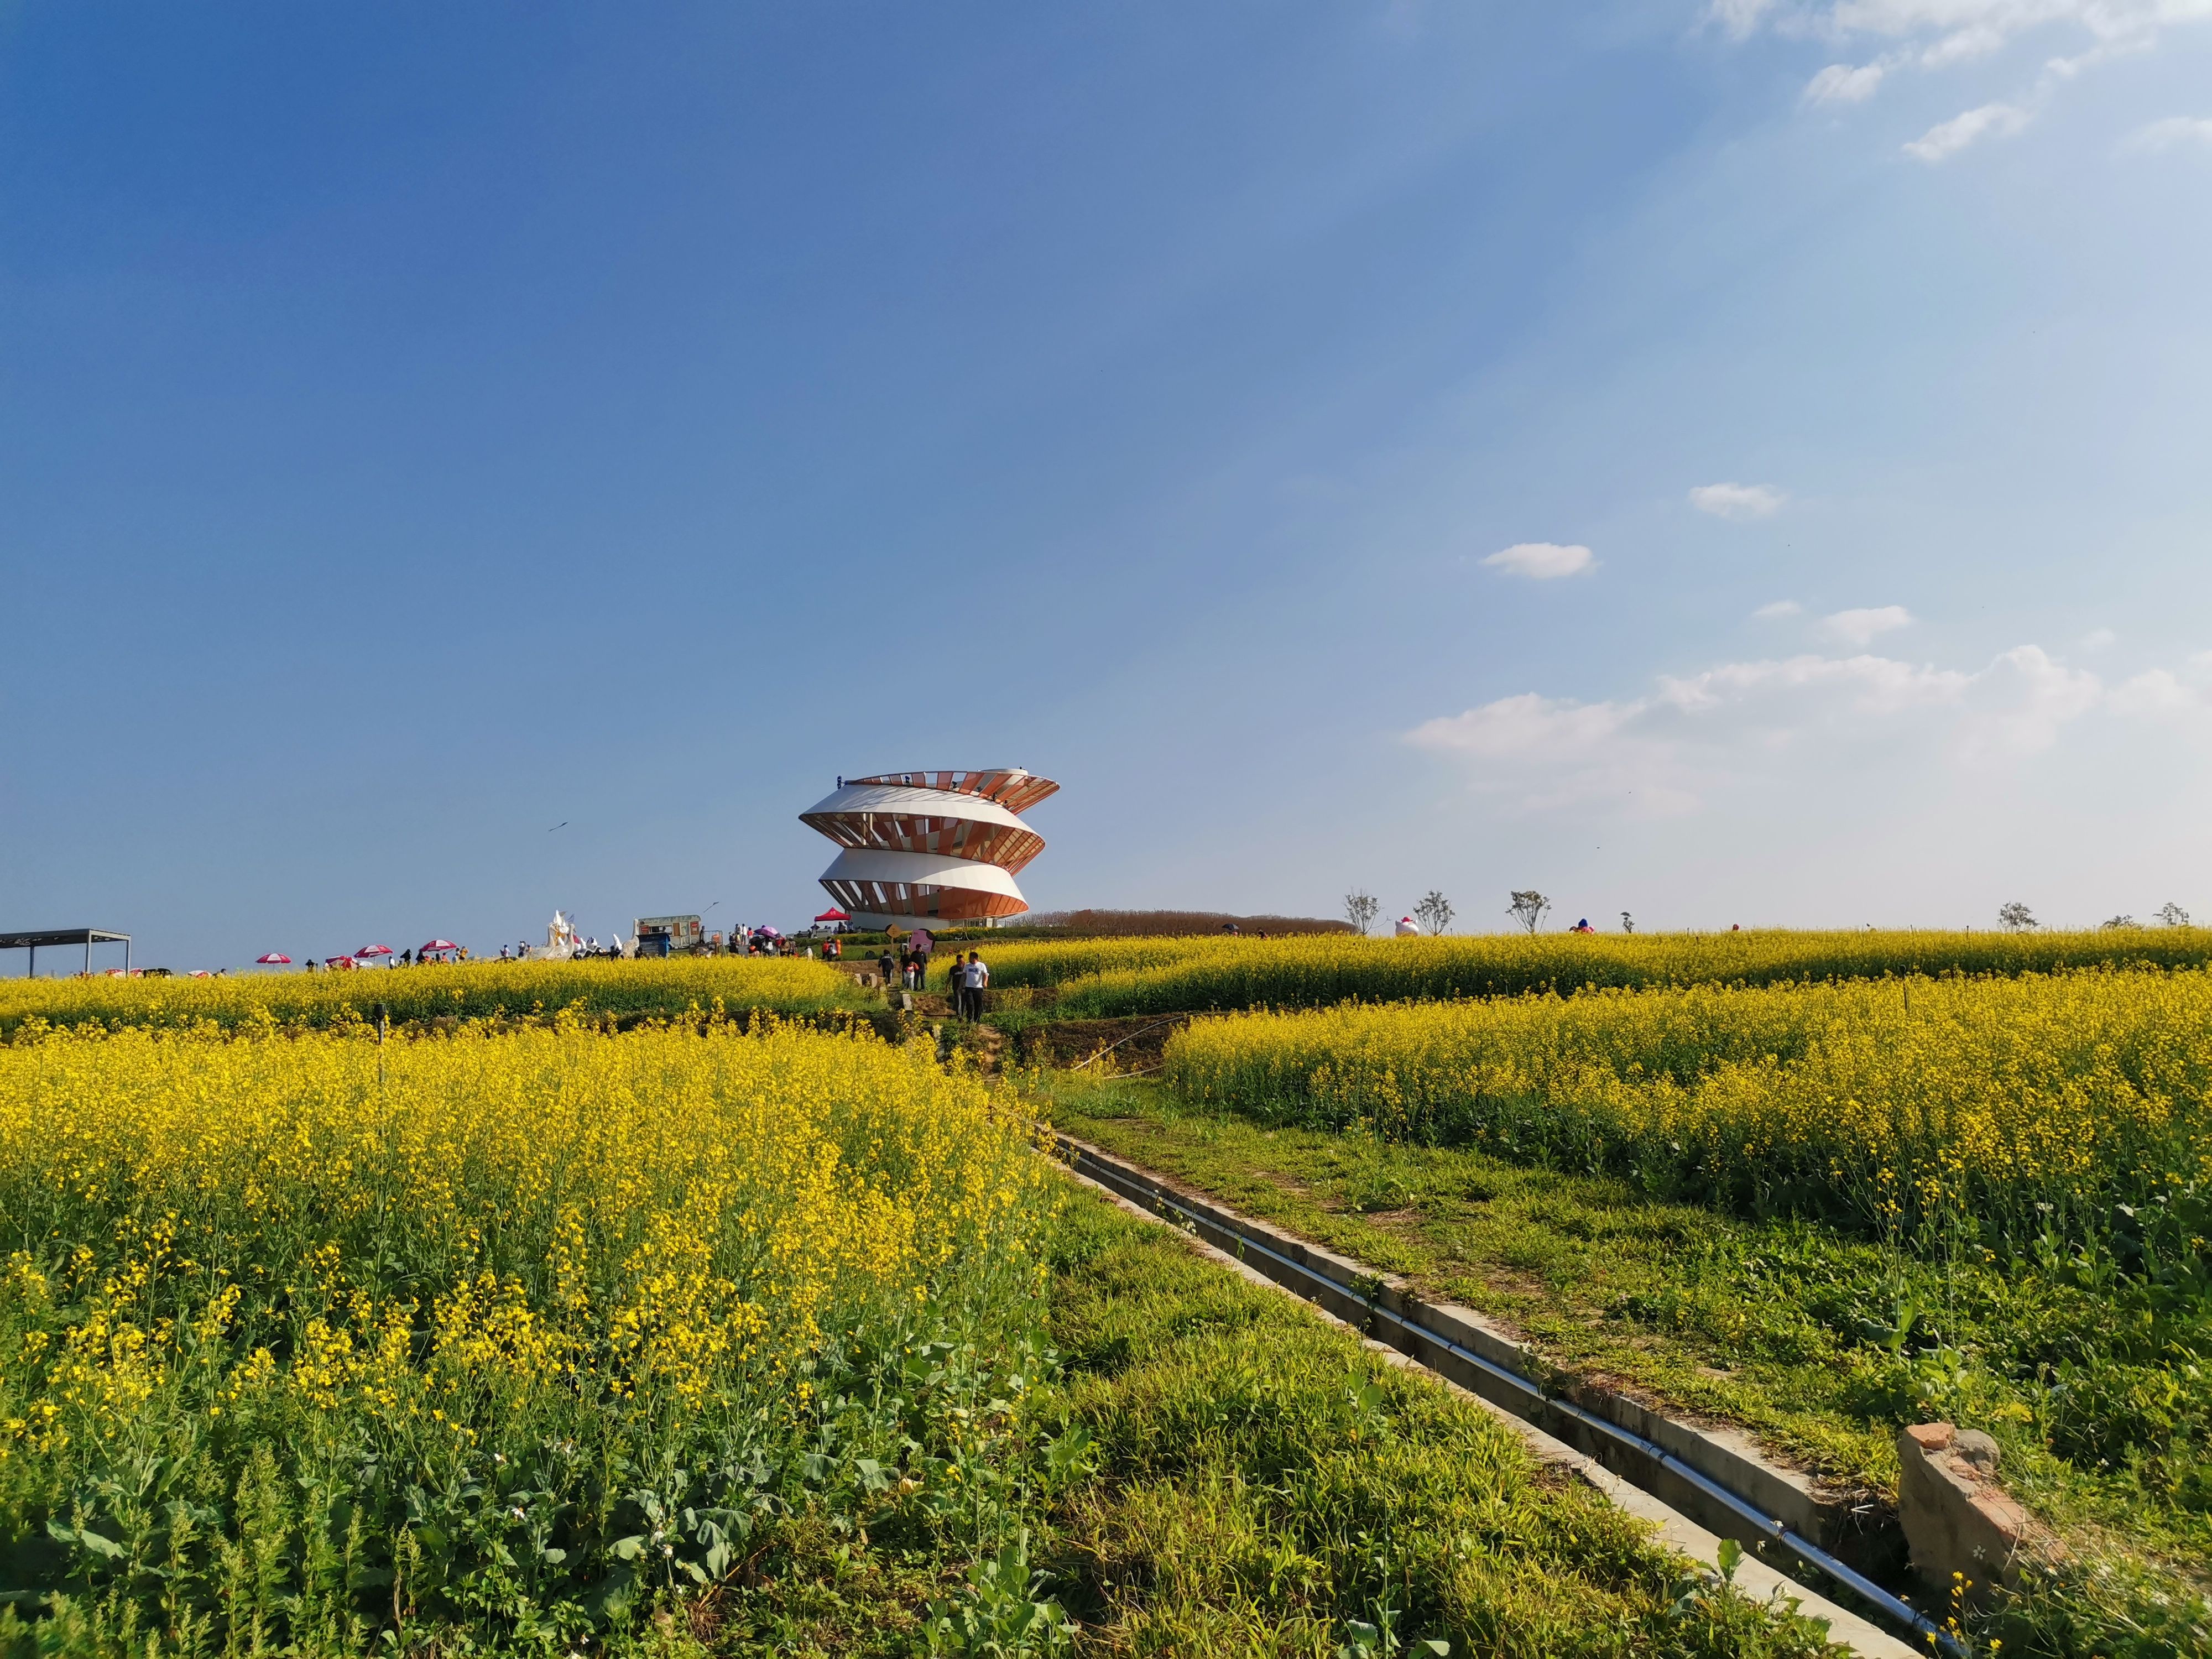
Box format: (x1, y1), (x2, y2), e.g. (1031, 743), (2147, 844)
(529, 911), (581, 961)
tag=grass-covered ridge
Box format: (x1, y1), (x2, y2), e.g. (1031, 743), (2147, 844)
(1050, 1077), (2212, 1658)
(0, 957), (866, 1039)
(963, 926), (2212, 1016)
(1039, 1188), (1845, 1658)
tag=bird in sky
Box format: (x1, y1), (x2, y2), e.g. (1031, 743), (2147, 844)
(549, 822), (567, 831)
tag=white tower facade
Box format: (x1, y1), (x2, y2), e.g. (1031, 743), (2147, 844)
(800, 768), (1058, 928)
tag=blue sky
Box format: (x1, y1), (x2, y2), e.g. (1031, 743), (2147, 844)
(4, 1), (2210, 966)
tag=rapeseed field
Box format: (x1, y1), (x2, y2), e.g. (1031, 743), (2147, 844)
(0, 958), (864, 1040)
(1162, 966), (2212, 1256)
(0, 1013), (1847, 1657)
(975, 926), (2212, 1017)
(0, 1018), (1055, 1653)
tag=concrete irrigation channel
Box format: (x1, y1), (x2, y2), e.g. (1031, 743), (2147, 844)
(1052, 1130), (1950, 1659)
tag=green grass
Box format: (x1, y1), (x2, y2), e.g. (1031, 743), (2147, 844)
(1044, 1076), (2211, 1657)
(579, 1183), (1856, 1658)
(295, 1181), (1856, 1659)
(1032, 1185), (1848, 1658)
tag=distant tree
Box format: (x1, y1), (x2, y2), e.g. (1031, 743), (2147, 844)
(1997, 901), (2037, 932)
(1413, 890), (1454, 936)
(1620, 911), (1635, 934)
(2158, 901), (2192, 927)
(2100, 914), (2138, 930)
(1507, 891), (1551, 933)
(1344, 891), (1380, 937)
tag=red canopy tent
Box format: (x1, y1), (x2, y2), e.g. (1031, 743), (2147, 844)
(813, 908), (850, 924)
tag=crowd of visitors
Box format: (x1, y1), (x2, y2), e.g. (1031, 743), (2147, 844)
(873, 931), (991, 1018)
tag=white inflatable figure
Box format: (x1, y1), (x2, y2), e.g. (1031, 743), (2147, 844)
(1395, 916), (1420, 936)
(530, 911), (581, 961)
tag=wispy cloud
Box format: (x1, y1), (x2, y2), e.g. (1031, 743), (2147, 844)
(2121, 116), (2212, 153)
(1743, 0), (2212, 58)
(1821, 605), (1913, 645)
(1482, 541), (1594, 580)
(1708, 0), (1779, 39)
(1753, 599), (1804, 620)
(1806, 62), (1887, 103)
(1905, 102), (2029, 161)
(1405, 641), (2191, 815)
(1689, 482), (1787, 519)
(1720, 2), (2212, 149)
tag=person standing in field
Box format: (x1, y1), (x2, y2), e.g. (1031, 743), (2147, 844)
(963, 950), (989, 1019)
(877, 946), (895, 990)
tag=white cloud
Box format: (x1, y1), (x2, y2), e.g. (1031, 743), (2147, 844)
(2107, 668), (2199, 717)
(1661, 651), (1968, 717)
(1820, 604), (1913, 645)
(1754, 599), (1804, 620)
(1690, 481), (1788, 519)
(1408, 691), (1635, 761)
(1483, 541), (1594, 580)
(1728, 3), (2212, 148)
(1919, 24), (2006, 65)
(1955, 644), (2102, 757)
(1806, 61), (1890, 101)
(2122, 115), (2212, 152)
(1905, 102), (2030, 160)
(1805, 0), (2211, 54)
(1406, 639), (2205, 816)
(1409, 649), (1971, 814)
(1708, 0), (1780, 39)
(2080, 626), (2116, 650)
(1406, 688), (1697, 813)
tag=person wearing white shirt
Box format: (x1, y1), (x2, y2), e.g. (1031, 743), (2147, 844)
(957, 950), (989, 1019)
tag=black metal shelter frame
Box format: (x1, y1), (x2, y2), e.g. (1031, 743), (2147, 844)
(1, 928), (132, 977)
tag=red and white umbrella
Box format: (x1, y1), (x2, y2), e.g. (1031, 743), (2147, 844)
(255, 953), (292, 964)
(420, 939), (458, 954)
(325, 955), (357, 968)
(355, 944), (394, 959)
(189, 969), (212, 978)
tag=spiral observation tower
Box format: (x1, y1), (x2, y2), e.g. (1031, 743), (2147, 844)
(801, 768), (1060, 928)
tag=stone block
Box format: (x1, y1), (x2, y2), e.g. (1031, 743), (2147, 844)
(1896, 1421), (2033, 1604)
